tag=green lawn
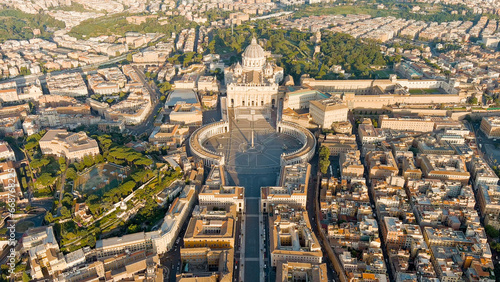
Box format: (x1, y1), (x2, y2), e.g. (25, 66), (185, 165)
(409, 88), (442, 94)
(374, 69), (395, 79)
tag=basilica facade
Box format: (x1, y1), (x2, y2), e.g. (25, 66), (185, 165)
(224, 37), (284, 108)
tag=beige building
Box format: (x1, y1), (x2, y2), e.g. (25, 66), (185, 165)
(480, 116), (500, 139)
(309, 97), (349, 128)
(261, 164), (310, 212)
(358, 123), (385, 144)
(46, 72), (88, 97)
(381, 217), (423, 249)
(477, 184), (500, 216)
(300, 76), (466, 109)
(183, 210), (235, 250)
(365, 151), (398, 180)
(417, 154), (470, 183)
(469, 156), (499, 189)
(283, 87), (330, 110)
(319, 134), (358, 156)
(169, 102), (203, 126)
(340, 150), (364, 180)
(23, 226), (67, 280)
(269, 207), (323, 267)
(39, 130), (100, 162)
(276, 262), (328, 282)
(149, 124), (189, 148)
(197, 76), (219, 93)
(199, 185), (245, 213)
(177, 248), (234, 282)
(379, 115), (435, 132)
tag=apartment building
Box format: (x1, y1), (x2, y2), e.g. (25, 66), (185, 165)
(319, 134), (358, 156)
(46, 73), (88, 97)
(276, 262), (328, 282)
(417, 154), (470, 183)
(469, 156), (499, 189)
(477, 184), (500, 216)
(340, 150), (364, 180)
(261, 164), (310, 212)
(358, 123), (386, 144)
(39, 130), (100, 162)
(197, 75), (219, 93)
(365, 151), (399, 180)
(269, 207), (323, 267)
(0, 142), (15, 161)
(0, 161), (20, 200)
(381, 217), (423, 249)
(87, 67), (127, 95)
(309, 97), (349, 128)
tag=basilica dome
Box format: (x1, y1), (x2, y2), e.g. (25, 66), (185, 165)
(243, 37), (265, 59)
(242, 37), (266, 71)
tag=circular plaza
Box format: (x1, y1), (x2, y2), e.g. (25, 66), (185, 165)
(189, 109), (316, 174)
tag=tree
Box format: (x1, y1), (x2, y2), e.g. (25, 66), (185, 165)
(45, 211), (53, 223)
(127, 224), (140, 233)
(319, 146), (331, 174)
(37, 173), (55, 187)
(485, 225), (500, 238)
(66, 167), (77, 180)
(319, 159), (330, 174)
(468, 95), (478, 105)
(22, 272), (31, 282)
(60, 206), (71, 218)
(319, 146), (330, 159)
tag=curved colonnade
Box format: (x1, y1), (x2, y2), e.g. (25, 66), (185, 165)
(277, 121), (317, 166)
(189, 121), (229, 166)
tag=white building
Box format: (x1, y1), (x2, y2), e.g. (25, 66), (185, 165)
(0, 142), (15, 161)
(39, 130), (100, 162)
(224, 37), (284, 109)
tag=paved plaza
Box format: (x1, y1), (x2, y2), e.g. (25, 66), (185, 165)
(205, 108), (305, 281)
(204, 109), (303, 175)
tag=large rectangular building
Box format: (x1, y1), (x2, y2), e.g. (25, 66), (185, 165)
(39, 130), (100, 162)
(379, 115), (435, 132)
(480, 116), (500, 139)
(199, 185), (245, 213)
(309, 97), (348, 128)
(284, 87), (329, 110)
(46, 73), (88, 97)
(183, 210), (236, 249)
